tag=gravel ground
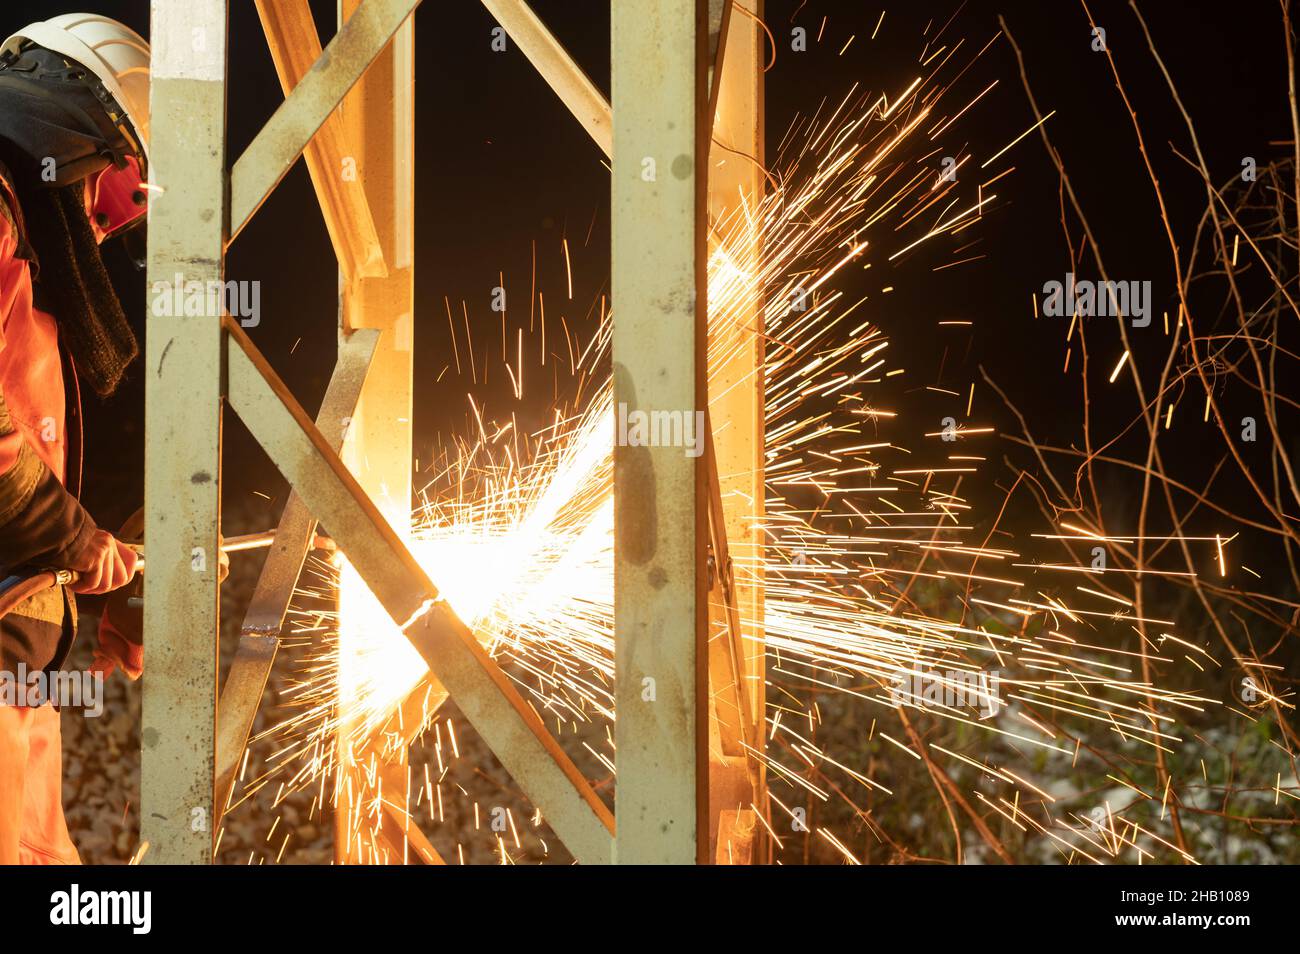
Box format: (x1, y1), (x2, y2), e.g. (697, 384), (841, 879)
(59, 628), (140, 864)
(61, 616), (606, 864)
(58, 491), (609, 865)
(57, 493), (346, 865)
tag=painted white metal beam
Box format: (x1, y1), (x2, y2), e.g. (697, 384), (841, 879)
(612, 0), (711, 865)
(141, 0), (229, 866)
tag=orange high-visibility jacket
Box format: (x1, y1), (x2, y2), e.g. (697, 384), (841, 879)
(0, 167), (96, 677)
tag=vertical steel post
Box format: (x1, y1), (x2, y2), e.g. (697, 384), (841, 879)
(141, 0), (229, 864)
(612, 0), (710, 865)
(334, 0), (416, 864)
(706, 0), (767, 858)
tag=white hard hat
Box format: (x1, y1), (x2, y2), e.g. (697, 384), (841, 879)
(1, 14), (149, 157)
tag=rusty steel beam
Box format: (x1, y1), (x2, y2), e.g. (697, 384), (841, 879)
(354, 673), (447, 765)
(222, 319), (615, 864)
(704, 417), (756, 758)
(705, 0), (767, 863)
(248, 0), (387, 280)
(714, 807), (756, 864)
(214, 328), (379, 823)
(378, 760), (446, 864)
(332, 0), (420, 865)
(229, 0), (420, 242)
(341, 763), (444, 865)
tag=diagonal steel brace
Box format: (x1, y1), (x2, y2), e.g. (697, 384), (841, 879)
(230, 0), (422, 240)
(214, 327), (379, 823)
(222, 318), (614, 864)
(248, 0), (388, 281)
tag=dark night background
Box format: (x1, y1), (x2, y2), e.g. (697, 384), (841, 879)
(2, 0), (1297, 867)
(1, 0), (1292, 552)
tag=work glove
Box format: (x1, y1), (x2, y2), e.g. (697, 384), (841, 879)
(91, 507), (144, 680)
(92, 507), (229, 680)
(93, 574), (143, 680)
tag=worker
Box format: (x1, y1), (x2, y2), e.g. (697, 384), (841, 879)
(0, 14), (150, 865)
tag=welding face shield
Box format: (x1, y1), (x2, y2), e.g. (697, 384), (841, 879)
(0, 43), (149, 246)
(0, 31), (149, 398)
(0, 10), (153, 254)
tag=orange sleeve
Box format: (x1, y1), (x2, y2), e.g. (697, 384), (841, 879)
(0, 187), (21, 479)
(0, 184), (98, 570)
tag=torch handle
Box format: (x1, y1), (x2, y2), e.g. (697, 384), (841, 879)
(0, 531), (335, 619)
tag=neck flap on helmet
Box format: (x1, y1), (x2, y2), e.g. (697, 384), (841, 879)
(0, 43), (142, 398)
